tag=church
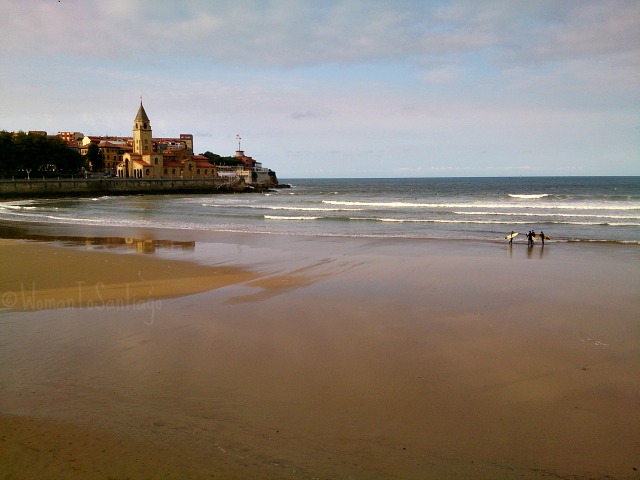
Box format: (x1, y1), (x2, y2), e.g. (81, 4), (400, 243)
(116, 102), (217, 179)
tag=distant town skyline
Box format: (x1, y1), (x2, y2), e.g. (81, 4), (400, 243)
(1, 1), (638, 178)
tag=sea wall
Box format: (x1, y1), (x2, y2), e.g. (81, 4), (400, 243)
(0, 177), (250, 199)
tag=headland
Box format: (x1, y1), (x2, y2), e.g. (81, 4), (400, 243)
(2, 101), (281, 199)
(0, 177), (264, 199)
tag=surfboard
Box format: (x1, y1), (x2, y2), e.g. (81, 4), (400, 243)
(536, 233), (550, 240)
(504, 232), (519, 240)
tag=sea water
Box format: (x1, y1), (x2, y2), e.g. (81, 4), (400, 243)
(0, 177), (638, 244)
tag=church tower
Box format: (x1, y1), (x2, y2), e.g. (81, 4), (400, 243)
(133, 101), (152, 155)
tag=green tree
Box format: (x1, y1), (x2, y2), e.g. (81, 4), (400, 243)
(0, 131), (16, 177)
(0, 131), (84, 177)
(50, 137), (83, 174)
(85, 143), (103, 172)
(201, 151), (241, 166)
(12, 132), (40, 178)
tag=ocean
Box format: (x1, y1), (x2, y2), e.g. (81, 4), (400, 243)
(0, 177), (638, 244)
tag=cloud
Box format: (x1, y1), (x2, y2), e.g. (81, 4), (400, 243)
(290, 110), (330, 120)
(3, 1), (638, 71)
(420, 65), (465, 84)
(526, 1), (640, 62)
(1, 1), (637, 177)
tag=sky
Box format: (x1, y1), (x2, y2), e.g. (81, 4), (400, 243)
(1, 0), (638, 178)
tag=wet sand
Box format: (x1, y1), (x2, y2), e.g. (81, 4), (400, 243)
(1, 231), (639, 479)
(0, 238), (257, 311)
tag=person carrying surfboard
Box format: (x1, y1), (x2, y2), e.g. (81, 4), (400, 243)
(527, 230), (534, 247)
(504, 231), (518, 243)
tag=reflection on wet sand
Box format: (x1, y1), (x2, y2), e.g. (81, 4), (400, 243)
(92, 236), (195, 254)
(0, 239), (255, 312)
(0, 225), (195, 254)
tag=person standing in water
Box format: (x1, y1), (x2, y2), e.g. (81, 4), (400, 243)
(540, 231), (545, 245)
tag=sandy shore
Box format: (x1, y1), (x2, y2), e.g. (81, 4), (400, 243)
(1, 228), (639, 479)
(0, 238), (257, 311)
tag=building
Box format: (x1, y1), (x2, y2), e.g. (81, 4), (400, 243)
(98, 140), (131, 174)
(54, 101), (274, 184)
(58, 131), (84, 143)
(116, 102), (217, 179)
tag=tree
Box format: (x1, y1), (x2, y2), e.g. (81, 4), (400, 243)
(0, 131), (16, 177)
(50, 137), (83, 174)
(201, 151), (241, 166)
(12, 132), (40, 178)
(0, 131), (84, 177)
(85, 143), (103, 172)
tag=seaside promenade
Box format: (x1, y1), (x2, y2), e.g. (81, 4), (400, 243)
(0, 177), (249, 198)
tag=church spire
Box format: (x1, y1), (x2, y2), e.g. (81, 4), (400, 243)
(133, 100), (152, 155)
(135, 101), (150, 124)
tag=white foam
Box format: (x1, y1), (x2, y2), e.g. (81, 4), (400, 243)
(203, 203), (362, 212)
(349, 217), (531, 225)
(508, 194), (550, 199)
(2, 204), (37, 210)
(454, 211), (640, 219)
(323, 200), (640, 211)
(264, 215), (320, 221)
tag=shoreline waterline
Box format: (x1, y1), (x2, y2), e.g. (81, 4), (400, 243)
(0, 216), (638, 253)
(1, 177), (638, 244)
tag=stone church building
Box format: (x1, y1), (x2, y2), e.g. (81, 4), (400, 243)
(117, 102), (216, 179)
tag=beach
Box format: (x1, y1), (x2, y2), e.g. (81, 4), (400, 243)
(1, 225), (639, 479)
